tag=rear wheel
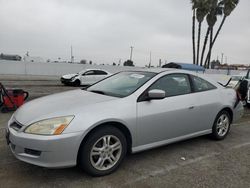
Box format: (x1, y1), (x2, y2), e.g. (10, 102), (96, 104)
(78, 126), (127, 176)
(211, 111), (231, 140)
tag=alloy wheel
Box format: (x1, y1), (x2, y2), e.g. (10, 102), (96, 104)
(216, 114), (230, 137)
(90, 135), (122, 171)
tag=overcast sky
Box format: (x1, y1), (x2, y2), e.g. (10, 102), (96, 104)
(0, 0), (249, 66)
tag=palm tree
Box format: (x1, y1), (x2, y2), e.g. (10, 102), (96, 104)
(191, 0), (198, 64)
(200, 27), (209, 66)
(192, 9), (196, 65)
(212, 0), (239, 46)
(204, 0), (239, 67)
(204, 0), (223, 68)
(195, 0), (210, 65)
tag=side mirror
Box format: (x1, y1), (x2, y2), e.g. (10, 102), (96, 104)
(148, 89), (166, 100)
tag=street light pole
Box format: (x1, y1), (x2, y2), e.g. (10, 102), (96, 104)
(221, 53), (224, 64)
(129, 46), (134, 61)
(148, 51), (152, 67)
(71, 46), (74, 63)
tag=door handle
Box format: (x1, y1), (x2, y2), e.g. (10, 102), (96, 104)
(188, 106), (195, 110)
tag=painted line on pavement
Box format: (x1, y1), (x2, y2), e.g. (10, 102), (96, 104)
(122, 142), (250, 186)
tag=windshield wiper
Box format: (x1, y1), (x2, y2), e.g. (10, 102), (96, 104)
(89, 90), (106, 95)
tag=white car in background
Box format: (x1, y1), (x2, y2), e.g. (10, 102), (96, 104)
(61, 69), (111, 86)
(244, 70), (250, 107)
(227, 75), (245, 88)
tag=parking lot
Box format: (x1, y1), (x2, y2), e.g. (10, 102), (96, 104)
(1, 75), (250, 188)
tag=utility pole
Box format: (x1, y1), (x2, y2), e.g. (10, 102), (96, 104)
(148, 51), (152, 68)
(159, 59), (162, 67)
(129, 46), (134, 61)
(71, 46), (74, 63)
(221, 53), (224, 64)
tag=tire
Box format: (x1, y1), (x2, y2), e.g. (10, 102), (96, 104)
(74, 80), (81, 86)
(211, 110), (231, 140)
(246, 101), (250, 108)
(78, 126), (127, 176)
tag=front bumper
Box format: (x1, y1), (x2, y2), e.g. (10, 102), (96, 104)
(6, 127), (83, 168)
(60, 78), (74, 85)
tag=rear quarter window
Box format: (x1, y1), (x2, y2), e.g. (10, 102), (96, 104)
(191, 75), (217, 92)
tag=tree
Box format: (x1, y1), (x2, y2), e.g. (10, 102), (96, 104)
(191, 0), (239, 68)
(213, 0), (239, 45)
(204, 0), (239, 67)
(200, 28), (210, 66)
(80, 59), (87, 64)
(191, 0), (197, 64)
(195, 0), (210, 65)
(211, 59), (221, 69)
(205, 0), (221, 68)
(191, 0), (211, 65)
(123, 60), (134, 66)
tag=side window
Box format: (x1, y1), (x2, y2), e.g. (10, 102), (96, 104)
(94, 70), (108, 75)
(84, 70), (95, 76)
(191, 75), (216, 92)
(149, 74), (191, 97)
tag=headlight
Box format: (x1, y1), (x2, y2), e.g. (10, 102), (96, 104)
(71, 75), (78, 81)
(25, 116), (74, 135)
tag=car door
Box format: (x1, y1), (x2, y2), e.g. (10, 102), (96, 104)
(136, 73), (202, 147)
(80, 70), (96, 85)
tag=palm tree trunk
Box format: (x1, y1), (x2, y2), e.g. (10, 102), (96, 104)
(192, 10), (196, 65)
(196, 22), (201, 65)
(212, 16), (226, 45)
(207, 27), (213, 69)
(204, 16), (227, 66)
(200, 27), (209, 66)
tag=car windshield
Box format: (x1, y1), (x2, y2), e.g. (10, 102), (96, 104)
(78, 70), (87, 75)
(87, 71), (156, 97)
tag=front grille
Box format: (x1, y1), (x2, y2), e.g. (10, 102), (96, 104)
(10, 122), (23, 131)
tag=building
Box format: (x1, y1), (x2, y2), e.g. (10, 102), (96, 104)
(162, 62), (205, 72)
(0, 53), (22, 61)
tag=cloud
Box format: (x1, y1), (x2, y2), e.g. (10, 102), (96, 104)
(0, 0), (249, 66)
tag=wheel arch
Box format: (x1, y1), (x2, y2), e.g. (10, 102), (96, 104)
(77, 121), (133, 164)
(219, 107), (233, 123)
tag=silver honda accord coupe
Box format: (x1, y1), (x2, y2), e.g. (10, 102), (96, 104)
(6, 69), (244, 176)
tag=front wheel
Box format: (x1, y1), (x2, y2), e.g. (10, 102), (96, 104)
(211, 111), (231, 140)
(78, 126), (127, 176)
(74, 80), (81, 86)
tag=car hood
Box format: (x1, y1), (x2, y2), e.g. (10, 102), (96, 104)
(62, 73), (78, 79)
(14, 89), (117, 126)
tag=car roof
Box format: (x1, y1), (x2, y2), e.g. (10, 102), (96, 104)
(120, 67), (203, 74)
(120, 68), (174, 73)
(120, 68), (222, 87)
(81, 69), (109, 72)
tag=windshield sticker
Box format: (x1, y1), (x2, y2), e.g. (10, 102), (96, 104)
(130, 74), (145, 79)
